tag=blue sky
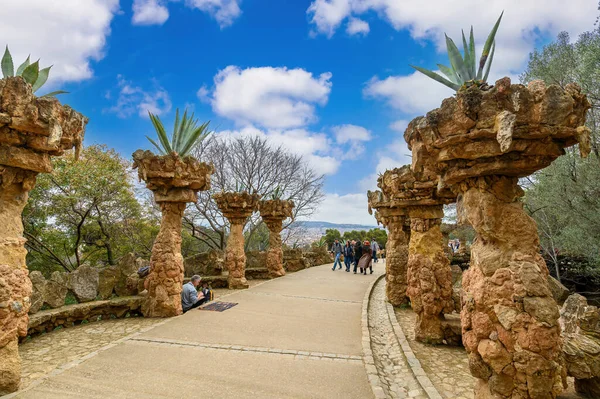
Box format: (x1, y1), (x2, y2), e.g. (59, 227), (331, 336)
(2, 0), (598, 224)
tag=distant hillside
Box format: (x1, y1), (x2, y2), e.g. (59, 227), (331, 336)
(298, 221), (379, 230)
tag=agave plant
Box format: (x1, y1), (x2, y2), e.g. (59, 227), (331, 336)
(270, 186), (285, 200)
(411, 13), (503, 91)
(146, 108), (211, 157)
(1, 46), (66, 97)
(315, 236), (327, 248)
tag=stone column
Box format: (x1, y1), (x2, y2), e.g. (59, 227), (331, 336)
(458, 176), (563, 398)
(406, 205), (454, 344)
(141, 202), (186, 317)
(379, 211), (410, 307)
(133, 150), (213, 318)
(0, 167), (35, 395)
(264, 218), (285, 278)
(225, 216), (250, 289)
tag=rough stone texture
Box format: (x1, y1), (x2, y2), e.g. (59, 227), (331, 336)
(452, 265), (464, 313)
(549, 276), (571, 306)
(214, 192), (260, 289)
(259, 199), (295, 279)
(98, 266), (119, 300)
(133, 151), (212, 317)
(28, 270), (45, 314)
(560, 294), (600, 398)
(67, 265), (99, 303)
(368, 192), (411, 307)
(403, 78), (591, 399)
(0, 77), (87, 394)
(141, 202), (186, 317)
(26, 296), (144, 337)
(303, 247), (332, 267)
(370, 164), (455, 344)
(183, 249), (224, 277)
(283, 249), (308, 272)
(407, 206), (454, 344)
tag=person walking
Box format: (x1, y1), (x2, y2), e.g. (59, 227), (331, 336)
(371, 239), (379, 263)
(330, 239), (343, 271)
(358, 240), (373, 275)
(353, 239), (363, 274)
(344, 240), (354, 272)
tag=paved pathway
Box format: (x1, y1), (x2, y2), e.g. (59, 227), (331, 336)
(11, 264), (383, 399)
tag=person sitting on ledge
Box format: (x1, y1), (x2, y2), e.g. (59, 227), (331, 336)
(181, 275), (210, 313)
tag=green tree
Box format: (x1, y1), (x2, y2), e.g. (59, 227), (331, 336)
(323, 229), (342, 248)
(23, 145), (157, 274)
(521, 28), (600, 277)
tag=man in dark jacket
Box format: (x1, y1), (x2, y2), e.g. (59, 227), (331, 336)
(343, 241), (354, 272)
(353, 240), (363, 274)
(330, 239), (343, 270)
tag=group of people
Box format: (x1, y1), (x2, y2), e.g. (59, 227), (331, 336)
(330, 239), (380, 275)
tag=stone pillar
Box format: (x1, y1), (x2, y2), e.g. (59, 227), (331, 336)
(406, 205), (454, 344)
(225, 217), (250, 289)
(0, 167), (35, 395)
(264, 218), (285, 278)
(380, 212), (410, 307)
(458, 176), (563, 399)
(141, 202), (186, 317)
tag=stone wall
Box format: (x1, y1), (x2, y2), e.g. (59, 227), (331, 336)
(28, 253), (148, 315)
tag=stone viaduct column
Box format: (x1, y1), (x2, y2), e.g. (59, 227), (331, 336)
(405, 78), (591, 398)
(0, 77), (87, 394)
(406, 205), (453, 344)
(214, 192), (260, 289)
(258, 199), (295, 279)
(368, 191), (410, 307)
(133, 150), (213, 317)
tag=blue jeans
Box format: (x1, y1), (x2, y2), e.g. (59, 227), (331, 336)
(332, 253), (342, 269)
(372, 251), (377, 262)
(344, 255), (353, 271)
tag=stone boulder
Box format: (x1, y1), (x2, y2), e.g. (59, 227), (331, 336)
(450, 265), (463, 313)
(548, 275), (570, 305)
(560, 294), (600, 398)
(284, 249), (308, 272)
(44, 271), (67, 308)
(98, 266), (119, 300)
(246, 251), (267, 269)
(184, 250), (224, 277)
(117, 253), (138, 277)
(28, 271), (46, 314)
(67, 265), (99, 303)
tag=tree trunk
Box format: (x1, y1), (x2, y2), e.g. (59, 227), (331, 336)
(142, 202), (186, 317)
(459, 176), (563, 399)
(0, 167), (35, 395)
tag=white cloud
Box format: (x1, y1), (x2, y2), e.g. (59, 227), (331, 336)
(186, 0), (242, 28)
(308, 192), (377, 226)
(364, 71), (454, 115)
(209, 66), (333, 129)
(389, 119), (409, 133)
(307, 0), (351, 38)
(132, 0), (242, 28)
(132, 0), (170, 25)
(197, 85), (211, 103)
(218, 126), (341, 175)
(331, 124), (372, 160)
(0, 0), (119, 83)
(105, 75), (172, 118)
(346, 17), (369, 36)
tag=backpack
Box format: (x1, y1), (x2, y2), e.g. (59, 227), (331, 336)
(137, 265), (150, 278)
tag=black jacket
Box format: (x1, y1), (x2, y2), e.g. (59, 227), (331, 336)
(354, 242), (363, 259)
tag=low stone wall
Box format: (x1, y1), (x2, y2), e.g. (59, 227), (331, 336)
(25, 296), (143, 338)
(28, 253), (148, 315)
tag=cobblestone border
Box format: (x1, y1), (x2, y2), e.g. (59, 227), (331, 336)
(362, 274), (387, 399)
(385, 301), (443, 399)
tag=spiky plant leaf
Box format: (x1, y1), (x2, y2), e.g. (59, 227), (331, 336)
(41, 90), (68, 97)
(483, 41), (496, 82)
(437, 64), (459, 84)
(146, 136), (166, 155)
(445, 35), (470, 82)
(1, 46), (14, 77)
(21, 60), (39, 85)
(172, 108), (182, 152)
(16, 55), (30, 76)
(410, 65), (460, 90)
(148, 112), (173, 154)
(469, 27), (476, 78)
(461, 30), (472, 80)
(32, 66), (51, 92)
(477, 12), (503, 79)
(179, 120), (211, 157)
